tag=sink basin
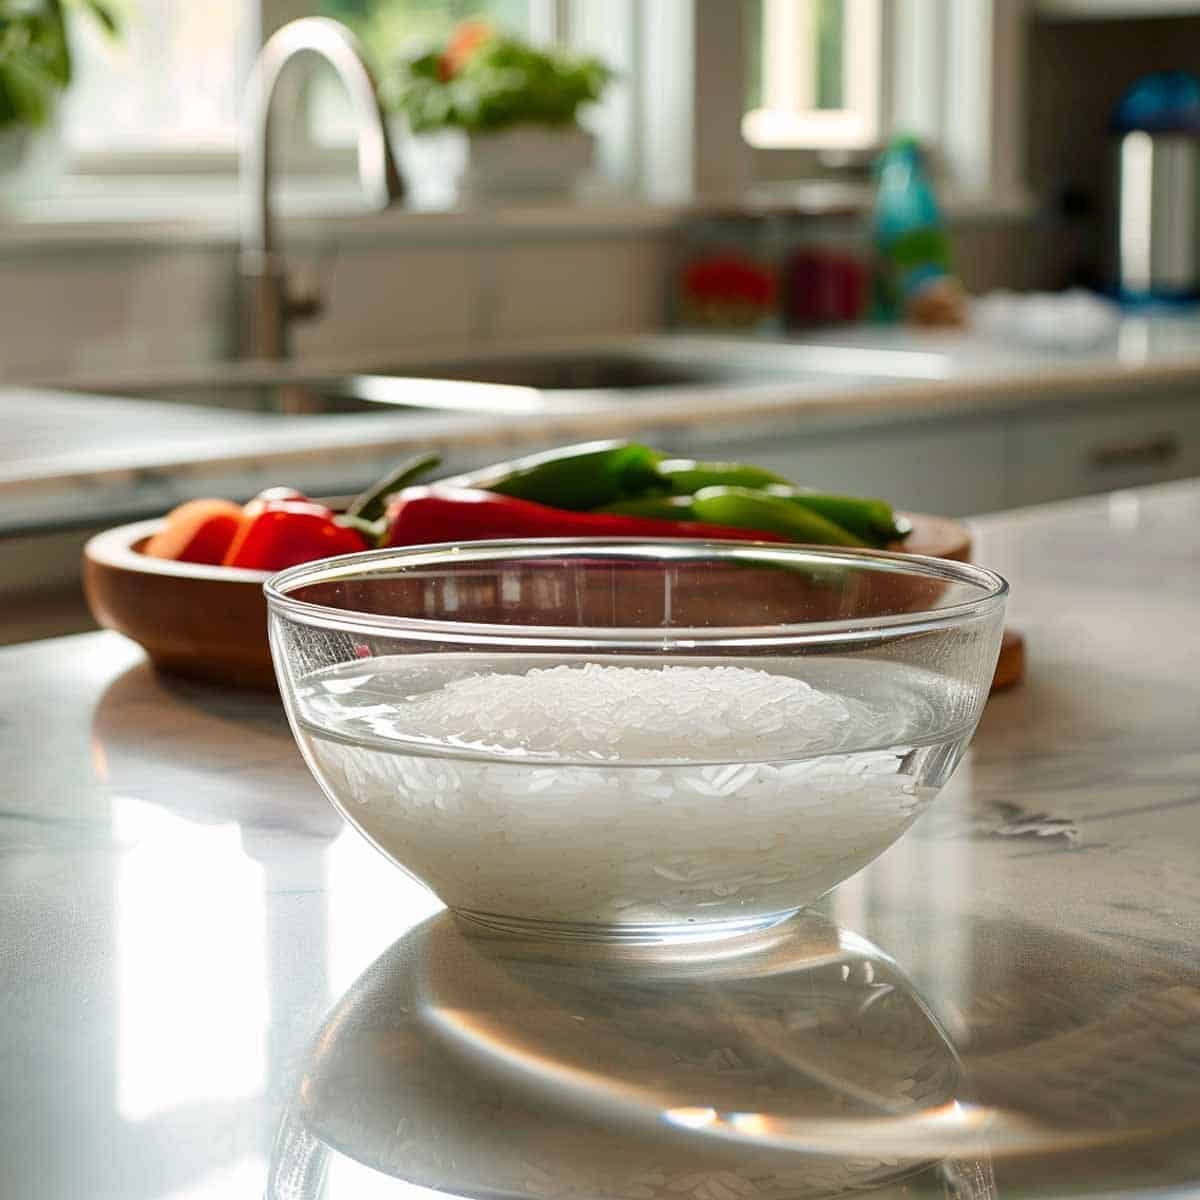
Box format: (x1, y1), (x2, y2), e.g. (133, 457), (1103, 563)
(69, 337), (953, 418)
(368, 349), (792, 391)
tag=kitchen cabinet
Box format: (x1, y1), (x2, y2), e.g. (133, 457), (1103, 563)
(674, 416), (1011, 518)
(1010, 393), (1200, 508)
(1037, 0), (1200, 18)
(681, 389), (1200, 520)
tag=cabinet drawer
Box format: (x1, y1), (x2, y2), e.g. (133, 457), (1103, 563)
(676, 422), (1009, 517)
(1011, 398), (1200, 508)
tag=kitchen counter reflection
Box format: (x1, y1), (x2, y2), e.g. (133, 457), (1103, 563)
(2, 479), (1200, 1198)
(268, 908), (1200, 1200)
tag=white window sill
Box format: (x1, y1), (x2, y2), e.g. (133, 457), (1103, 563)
(0, 173), (692, 253)
(742, 180), (1037, 225)
(0, 172), (1037, 254)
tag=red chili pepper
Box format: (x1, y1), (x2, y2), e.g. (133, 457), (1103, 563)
(381, 486), (787, 547)
(223, 499), (368, 571)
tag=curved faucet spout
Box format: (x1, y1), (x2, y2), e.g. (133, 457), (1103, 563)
(239, 17), (404, 359)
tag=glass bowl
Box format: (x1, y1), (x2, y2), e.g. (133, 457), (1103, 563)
(266, 539), (1007, 943)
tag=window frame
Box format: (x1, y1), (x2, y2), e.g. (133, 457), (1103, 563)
(732, 0), (1028, 204)
(742, 0), (887, 152)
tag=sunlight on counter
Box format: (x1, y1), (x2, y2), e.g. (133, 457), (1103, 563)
(324, 826), (442, 1000)
(114, 795), (267, 1122)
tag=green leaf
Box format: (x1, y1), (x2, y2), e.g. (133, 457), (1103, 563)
(74, 0), (121, 36)
(0, 0), (120, 129)
(0, 53), (59, 126)
(381, 28), (612, 133)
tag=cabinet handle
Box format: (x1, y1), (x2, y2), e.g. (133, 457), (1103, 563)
(1089, 434), (1180, 471)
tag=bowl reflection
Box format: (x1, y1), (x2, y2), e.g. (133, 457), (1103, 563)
(268, 910), (989, 1200)
(90, 660), (341, 839)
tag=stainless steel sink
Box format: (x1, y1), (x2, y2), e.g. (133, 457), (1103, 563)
(368, 349), (793, 391)
(69, 338), (952, 418)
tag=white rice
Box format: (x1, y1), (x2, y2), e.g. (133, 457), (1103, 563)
(300, 661), (941, 928)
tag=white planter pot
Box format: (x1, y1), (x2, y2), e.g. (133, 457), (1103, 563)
(463, 126), (595, 198)
(0, 120), (63, 207)
(0, 126), (32, 175)
(396, 123), (595, 205)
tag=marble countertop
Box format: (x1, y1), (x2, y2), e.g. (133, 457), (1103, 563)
(2, 479), (1199, 1198)
(4, 314), (1200, 534)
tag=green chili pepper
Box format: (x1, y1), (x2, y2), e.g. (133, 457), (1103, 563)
(347, 452), (441, 523)
(764, 486), (905, 545)
(654, 458), (793, 494)
(691, 486), (866, 547)
(440, 440), (666, 511)
(598, 495), (696, 520)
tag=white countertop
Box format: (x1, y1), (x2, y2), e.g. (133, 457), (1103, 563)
(3, 315), (1199, 534)
(1, 479), (1199, 1198)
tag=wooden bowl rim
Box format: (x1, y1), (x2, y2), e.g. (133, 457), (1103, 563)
(84, 519), (271, 584)
(84, 510), (971, 589)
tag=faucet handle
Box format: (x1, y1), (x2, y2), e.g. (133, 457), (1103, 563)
(284, 286), (324, 322)
(238, 254), (322, 359)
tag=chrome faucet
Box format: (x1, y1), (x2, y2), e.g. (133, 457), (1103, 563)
(239, 17), (404, 360)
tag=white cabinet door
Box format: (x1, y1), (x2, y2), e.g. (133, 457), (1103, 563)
(1011, 395), (1200, 508)
(677, 420), (1009, 517)
(1037, 0), (1200, 18)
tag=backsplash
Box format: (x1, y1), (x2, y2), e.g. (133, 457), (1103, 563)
(0, 217), (674, 384)
(0, 208), (1063, 385)
(0, 242), (231, 379)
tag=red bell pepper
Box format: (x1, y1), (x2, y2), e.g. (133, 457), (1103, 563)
(381, 486), (787, 547)
(223, 498), (369, 571)
(242, 486), (309, 517)
(143, 498), (245, 565)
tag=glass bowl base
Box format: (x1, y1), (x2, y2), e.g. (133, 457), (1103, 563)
(452, 906), (803, 945)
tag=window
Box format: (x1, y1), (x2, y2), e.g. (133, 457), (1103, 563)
(57, 0), (540, 168)
(736, 0), (1026, 203)
(742, 0), (884, 151)
(47, 0), (1017, 207)
(61, 3), (251, 162)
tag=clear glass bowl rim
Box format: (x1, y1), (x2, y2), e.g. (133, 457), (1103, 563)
(264, 537), (1008, 650)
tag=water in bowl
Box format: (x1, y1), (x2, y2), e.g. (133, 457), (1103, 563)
(292, 655), (981, 940)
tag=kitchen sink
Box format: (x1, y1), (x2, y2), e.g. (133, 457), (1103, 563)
(368, 349), (792, 391)
(69, 338), (952, 418)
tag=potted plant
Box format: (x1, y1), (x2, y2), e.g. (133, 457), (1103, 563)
(0, 0), (119, 196)
(380, 20), (612, 201)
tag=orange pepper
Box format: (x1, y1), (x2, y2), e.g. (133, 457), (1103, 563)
(143, 499), (245, 565)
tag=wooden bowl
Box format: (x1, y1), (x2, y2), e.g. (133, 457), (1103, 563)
(84, 520), (274, 689)
(890, 512), (971, 562)
(83, 513), (974, 691)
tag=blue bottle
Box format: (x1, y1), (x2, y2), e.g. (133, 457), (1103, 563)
(872, 135), (953, 321)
